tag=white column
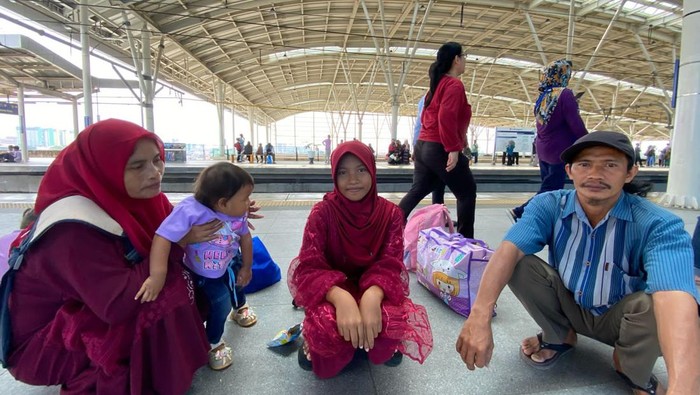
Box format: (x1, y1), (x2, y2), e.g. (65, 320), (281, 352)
(80, 4), (93, 127)
(141, 29), (155, 132)
(660, 0), (700, 209)
(390, 95), (399, 140)
(72, 98), (79, 138)
(214, 82), (226, 158)
(248, 108), (255, 147)
(231, 104), (236, 161)
(17, 85), (27, 162)
(293, 115), (298, 161)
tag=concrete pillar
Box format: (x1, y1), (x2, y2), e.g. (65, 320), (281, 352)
(17, 85), (27, 162)
(141, 29), (155, 132)
(293, 115), (298, 161)
(80, 4), (93, 127)
(72, 99), (79, 138)
(358, 118), (363, 142)
(248, 107), (255, 147)
(231, 104), (236, 160)
(214, 82), (226, 157)
(390, 95), (399, 140)
(660, 0), (700, 209)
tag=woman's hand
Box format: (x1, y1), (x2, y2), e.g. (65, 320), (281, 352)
(327, 286), (363, 348)
(247, 200), (263, 230)
(177, 219), (222, 247)
(446, 151), (460, 172)
(359, 286), (384, 350)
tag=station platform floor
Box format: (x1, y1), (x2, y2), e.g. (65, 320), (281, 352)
(0, 192), (698, 395)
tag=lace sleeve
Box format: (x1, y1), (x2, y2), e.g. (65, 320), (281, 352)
(358, 206), (409, 304)
(287, 203), (346, 308)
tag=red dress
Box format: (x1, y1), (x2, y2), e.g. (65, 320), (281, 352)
(288, 201), (433, 378)
(8, 222), (209, 394)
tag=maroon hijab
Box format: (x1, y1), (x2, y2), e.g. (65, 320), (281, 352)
(34, 119), (172, 257)
(324, 141), (395, 266)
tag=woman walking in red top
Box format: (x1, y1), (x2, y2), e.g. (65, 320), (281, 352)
(399, 42), (477, 238)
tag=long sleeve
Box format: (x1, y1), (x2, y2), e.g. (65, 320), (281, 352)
(437, 79), (471, 152)
(290, 203), (347, 308)
(24, 222), (160, 325)
(561, 89), (588, 140)
(358, 206), (409, 305)
(413, 95), (425, 147)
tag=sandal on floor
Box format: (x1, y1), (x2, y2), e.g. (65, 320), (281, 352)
(297, 339), (312, 371)
(229, 303), (258, 327)
(519, 333), (574, 370)
(384, 351), (403, 367)
(616, 370), (659, 394)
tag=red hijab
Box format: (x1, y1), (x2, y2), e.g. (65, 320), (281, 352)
(324, 141), (395, 266)
(34, 119), (172, 257)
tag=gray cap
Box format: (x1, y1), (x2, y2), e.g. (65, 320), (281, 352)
(560, 131), (635, 164)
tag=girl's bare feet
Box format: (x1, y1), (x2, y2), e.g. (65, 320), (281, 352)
(297, 339), (312, 371)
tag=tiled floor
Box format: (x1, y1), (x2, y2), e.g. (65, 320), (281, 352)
(0, 193), (697, 395)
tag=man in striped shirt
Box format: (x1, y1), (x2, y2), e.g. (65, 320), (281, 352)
(456, 131), (700, 394)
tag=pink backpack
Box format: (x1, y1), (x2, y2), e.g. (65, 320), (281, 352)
(403, 204), (454, 271)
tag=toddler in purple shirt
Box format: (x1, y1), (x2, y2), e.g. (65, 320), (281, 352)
(135, 162), (255, 370)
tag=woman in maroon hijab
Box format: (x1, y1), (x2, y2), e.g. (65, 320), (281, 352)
(6, 119), (210, 394)
(288, 141), (433, 378)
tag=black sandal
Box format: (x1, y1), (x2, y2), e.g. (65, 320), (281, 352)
(616, 370), (659, 394)
(384, 351), (403, 367)
(297, 339), (312, 371)
(519, 332), (574, 370)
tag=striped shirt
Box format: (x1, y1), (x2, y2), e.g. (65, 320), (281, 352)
(505, 189), (700, 315)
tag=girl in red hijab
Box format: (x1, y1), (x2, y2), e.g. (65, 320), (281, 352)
(6, 119), (209, 394)
(288, 141), (433, 378)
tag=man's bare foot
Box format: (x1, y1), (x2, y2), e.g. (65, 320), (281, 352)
(521, 330), (577, 363)
(612, 349), (666, 395)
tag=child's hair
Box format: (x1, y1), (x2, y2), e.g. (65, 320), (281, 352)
(20, 208), (37, 228)
(193, 162), (254, 210)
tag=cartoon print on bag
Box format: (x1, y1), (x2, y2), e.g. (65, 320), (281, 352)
(431, 259), (468, 304)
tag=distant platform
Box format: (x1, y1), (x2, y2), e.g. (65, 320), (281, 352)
(0, 158), (670, 193)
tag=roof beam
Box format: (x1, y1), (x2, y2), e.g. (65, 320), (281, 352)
(575, 0), (628, 91)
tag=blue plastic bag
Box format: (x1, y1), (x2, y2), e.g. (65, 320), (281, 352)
(243, 236), (281, 293)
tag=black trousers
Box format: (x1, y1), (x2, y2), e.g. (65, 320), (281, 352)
(399, 141), (477, 238)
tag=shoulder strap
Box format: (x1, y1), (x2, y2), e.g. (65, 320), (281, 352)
(10, 196), (123, 271)
(0, 196), (124, 368)
(30, 195), (122, 244)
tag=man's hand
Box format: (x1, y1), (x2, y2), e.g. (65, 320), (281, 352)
(446, 151), (460, 172)
(359, 286), (384, 350)
(455, 313), (494, 370)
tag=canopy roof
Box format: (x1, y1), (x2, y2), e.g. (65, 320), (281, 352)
(1, 0), (683, 139)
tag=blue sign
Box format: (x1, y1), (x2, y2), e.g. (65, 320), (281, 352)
(0, 102), (18, 115)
